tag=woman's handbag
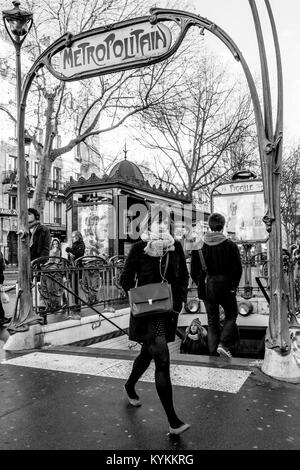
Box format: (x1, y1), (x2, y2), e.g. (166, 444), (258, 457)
(129, 254), (173, 318)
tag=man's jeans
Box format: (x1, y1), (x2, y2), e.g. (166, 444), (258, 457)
(204, 292), (238, 355)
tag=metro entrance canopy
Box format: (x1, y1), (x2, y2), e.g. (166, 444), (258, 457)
(5, 3), (300, 383)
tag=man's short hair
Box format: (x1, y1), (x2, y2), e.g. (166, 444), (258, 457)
(208, 213), (225, 231)
(28, 207), (40, 220)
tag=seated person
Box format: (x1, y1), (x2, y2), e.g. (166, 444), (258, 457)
(180, 318), (208, 355)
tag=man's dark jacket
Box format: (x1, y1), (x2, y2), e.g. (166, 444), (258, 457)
(120, 240), (189, 344)
(191, 234), (242, 298)
(30, 224), (51, 262)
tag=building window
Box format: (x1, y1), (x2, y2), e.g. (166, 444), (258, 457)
(54, 202), (62, 224)
(37, 128), (43, 143)
(9, 195), (17, 210)
(53, 167), (62, 190)
(33, 161), (39, 185)
(8, 155), (17, 171)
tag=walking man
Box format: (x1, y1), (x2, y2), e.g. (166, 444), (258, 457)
(191, 213), (242, 358)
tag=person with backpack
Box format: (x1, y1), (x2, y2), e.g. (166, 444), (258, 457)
(191, 213), (242, 358)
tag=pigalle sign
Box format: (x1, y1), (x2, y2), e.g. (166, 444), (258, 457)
(59, 22), (172, 78)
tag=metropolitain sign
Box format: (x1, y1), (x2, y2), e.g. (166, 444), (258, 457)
(59, 22), (172, 78)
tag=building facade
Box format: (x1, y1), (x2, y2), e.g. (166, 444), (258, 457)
(0, 26), (80, 264)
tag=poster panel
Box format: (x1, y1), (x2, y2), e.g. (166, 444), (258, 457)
(212, 180), (268, 242)
(78, 204), (110, 257)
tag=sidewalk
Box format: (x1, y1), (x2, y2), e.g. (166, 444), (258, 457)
(0, 344), (299, 451)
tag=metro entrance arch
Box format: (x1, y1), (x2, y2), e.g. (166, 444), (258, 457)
(4, 2), (300, 381)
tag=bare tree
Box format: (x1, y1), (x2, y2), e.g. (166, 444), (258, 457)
(0, 0), (182, 214)
(280, 144), (300, 247)
(135, 52), (257, 200)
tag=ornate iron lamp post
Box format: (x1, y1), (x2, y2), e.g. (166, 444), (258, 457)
(2, 1), (42, 337)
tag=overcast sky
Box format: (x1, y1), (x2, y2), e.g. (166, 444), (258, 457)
(188, 0), (300, 145)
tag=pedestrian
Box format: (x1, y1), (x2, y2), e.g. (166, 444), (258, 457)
(0, 249), (10, 326)
(120, 206), (190, 435)
(65, 231), (85, 311)
(49, 237), (62, 263)
(191, 212), (242, 358)
(180, 318), (208, 355)
(28, 208), (51, 273)
(65, 231), (85, 264)
(28, 208), (51, 313)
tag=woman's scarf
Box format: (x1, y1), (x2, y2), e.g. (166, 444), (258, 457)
(141, 230), (175, 257)
(187, 332), (200, 341)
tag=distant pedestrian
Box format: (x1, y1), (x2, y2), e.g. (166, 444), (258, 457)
(65, 231), (85, 264)
(191, 213), (242, 358)
(28, 208), (51, 278)
(0, 250), (10, 326)
(65, 231), (85, 311)
(180, 318), (208, 355)
(120, 206), (190, 435)
(49, 238), (62, 262)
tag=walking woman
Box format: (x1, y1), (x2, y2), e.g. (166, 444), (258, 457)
(120, 206), (190, 435)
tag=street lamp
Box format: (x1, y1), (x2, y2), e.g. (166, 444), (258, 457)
(2, 1), (41, 336)
(2, 1), (32, 40)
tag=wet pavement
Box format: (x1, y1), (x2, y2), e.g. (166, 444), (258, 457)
(0, 342), (299, 452)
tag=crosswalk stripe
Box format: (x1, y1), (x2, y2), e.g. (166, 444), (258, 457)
(1, 352), (251, 394)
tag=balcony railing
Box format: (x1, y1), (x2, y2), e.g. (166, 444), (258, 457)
(48, 179), (66, 192)
(2, 170), (17, 185)
(2, 172), (67, 196)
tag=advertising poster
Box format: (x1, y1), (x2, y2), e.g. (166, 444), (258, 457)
(78, 204), (110, 257)
(212, 180), (268, 242)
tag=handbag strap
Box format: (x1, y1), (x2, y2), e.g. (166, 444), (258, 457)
(159, 252), (169, 283)
(134, 252), (170, 287)
(198, 248), (207, 274)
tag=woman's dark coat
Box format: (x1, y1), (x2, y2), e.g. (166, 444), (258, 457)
(120, 240), (189, 344)
(66, 240), (86, 261)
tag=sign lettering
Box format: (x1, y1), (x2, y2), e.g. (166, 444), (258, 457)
(59, 22), (172, 78)
(215, 180), (263, 195)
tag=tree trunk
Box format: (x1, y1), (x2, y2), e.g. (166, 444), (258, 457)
(31, 153), (52, 216)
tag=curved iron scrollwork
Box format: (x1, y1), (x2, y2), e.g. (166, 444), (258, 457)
(39, 262), (64, 311)
(77, 255), (107, 305)
(109, 255), (127, 294)
(32, 256), (73, 319)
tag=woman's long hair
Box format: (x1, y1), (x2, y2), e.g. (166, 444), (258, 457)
(72, 231), (83, 242)
(50, 237), (61, 250)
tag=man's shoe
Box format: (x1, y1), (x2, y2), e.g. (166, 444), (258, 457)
(217, 344), (232, 358)
(169, 423), (190, 435)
